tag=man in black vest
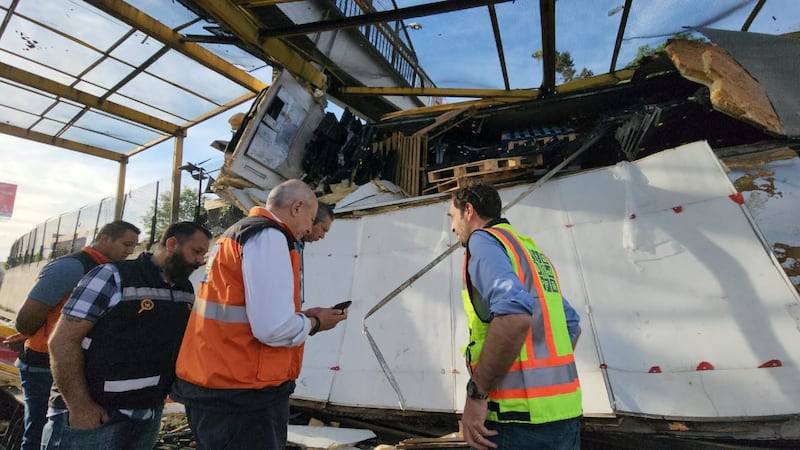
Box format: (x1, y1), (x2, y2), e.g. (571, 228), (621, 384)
(41, 221), (211, 449)
(5, 220), (139, 450)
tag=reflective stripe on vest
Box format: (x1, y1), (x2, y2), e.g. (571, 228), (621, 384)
(193, 297), (248, 323)
(120, 287), (194, 304)
(463, 223), (581, 424)
(104, 375), (160, 393)
(176, 208), (304, 389)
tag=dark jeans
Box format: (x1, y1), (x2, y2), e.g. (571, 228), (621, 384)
(16, 361), (52, 450)
(480, 417), (581, 450)
(184, 381), (294, 450)
(41, 408), (163, 450)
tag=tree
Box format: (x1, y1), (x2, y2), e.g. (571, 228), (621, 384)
(531, 49), (593, 84)
(625, 32), (708, 68)
(141, 188), (202, 248)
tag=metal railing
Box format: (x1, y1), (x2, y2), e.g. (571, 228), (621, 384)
(5, 177), (246, 269)
(332, 0), (436, 89)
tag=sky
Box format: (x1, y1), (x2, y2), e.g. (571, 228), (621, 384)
(1, 0), (798, 262)
(0, 107), (249, 260)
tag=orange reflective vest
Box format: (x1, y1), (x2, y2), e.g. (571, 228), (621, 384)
(176, 208), (303, 389)
(24, 247), (109, 357)
(463, 223), (581, 424)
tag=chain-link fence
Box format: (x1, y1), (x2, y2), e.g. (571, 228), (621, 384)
(5, 178), (245, 269)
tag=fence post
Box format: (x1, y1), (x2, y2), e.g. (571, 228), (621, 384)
(149, 181), (160, 251)
(71, 207), (83, 253)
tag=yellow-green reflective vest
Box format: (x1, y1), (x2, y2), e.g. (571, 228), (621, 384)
(463, 223), (582, 424)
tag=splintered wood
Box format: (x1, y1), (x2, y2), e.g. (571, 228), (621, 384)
(665, 39), (784, 135)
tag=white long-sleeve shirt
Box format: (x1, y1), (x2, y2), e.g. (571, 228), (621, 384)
(241, 224), (312, 347)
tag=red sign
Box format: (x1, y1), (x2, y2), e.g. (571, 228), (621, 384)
(0, 182), (18, 219)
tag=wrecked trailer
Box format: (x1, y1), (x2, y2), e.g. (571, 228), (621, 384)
(207, 28), (800, 448)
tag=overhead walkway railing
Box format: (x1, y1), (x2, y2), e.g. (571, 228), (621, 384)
(332, 0), (435, 90)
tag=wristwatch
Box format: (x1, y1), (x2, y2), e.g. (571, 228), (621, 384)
(466, 379), (488, 400)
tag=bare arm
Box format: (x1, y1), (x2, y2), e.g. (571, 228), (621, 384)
(461, 313), (530, 450)
(15, 298), (53, 337)
(49, 315), (109, 429)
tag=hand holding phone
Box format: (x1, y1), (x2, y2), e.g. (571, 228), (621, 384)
(332, 300), (352, 311)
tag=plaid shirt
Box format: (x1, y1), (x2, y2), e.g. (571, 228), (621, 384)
(55, 260), (162, 420)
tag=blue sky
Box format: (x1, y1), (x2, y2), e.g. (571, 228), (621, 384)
(1, 0), (798, 261)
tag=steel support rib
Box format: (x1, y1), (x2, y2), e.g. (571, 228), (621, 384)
(259, 0), (514, 38)
(0, 63), (180, 135)
(170, 133), (185, 224)
(346, 69), (635, 100)
(342, 86), (539, 99)
(85, 0), (267, 93)
(126, 92), (256, 158)
(192, 0), (328, 90)
(114, 158), (128, 220)
(741, 0), (767, 31)
(488, 4), (510, 91)
(609, 0), (632, 73)
(0, 123), (124, 162)
(539, 0), (556, 95)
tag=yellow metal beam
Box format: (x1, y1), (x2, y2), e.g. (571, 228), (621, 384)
(381, 98), (517, 121)
(379, 69), (637, 120)
(125, 92), (256, 158)
(85, 0), (267, 94)
(0, 63), (181, 135)
(344, 69), (636, 100)
(555, 69), (636, 94)
(233, 0), (302, 6)
(342, 86), (540, 99)
(0, 123), (124, 162)
(170, 134), (185, 224)
(114, 159), (127, 220)
(191, 0), (327, 90)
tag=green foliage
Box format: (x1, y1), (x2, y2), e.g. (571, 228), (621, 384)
(626, 32), (709, 68)
(206, 204), (246, 236)
(141, 188), (202, 247)
(531, 49), (593, 83)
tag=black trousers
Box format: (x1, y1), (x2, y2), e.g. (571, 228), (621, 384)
(184, 381), (295, 450)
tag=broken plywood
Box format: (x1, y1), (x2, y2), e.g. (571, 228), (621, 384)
(287, 424), (375, 449)
(666, 39), (784, 135)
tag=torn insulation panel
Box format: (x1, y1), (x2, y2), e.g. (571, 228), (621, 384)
(666, 39), (784, 135)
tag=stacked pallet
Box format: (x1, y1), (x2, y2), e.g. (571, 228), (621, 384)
(424, 154), (543, 193)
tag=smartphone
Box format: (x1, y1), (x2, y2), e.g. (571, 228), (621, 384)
(332, 300), (352, 310)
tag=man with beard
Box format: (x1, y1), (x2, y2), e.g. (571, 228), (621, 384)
(41, 221), (211, 449)
(448, 181), (582, 450)
(303, 201), (334, 244)
(4, 220), (139, 450)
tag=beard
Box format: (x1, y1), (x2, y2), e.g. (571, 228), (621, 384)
(164, 250), (200, 282)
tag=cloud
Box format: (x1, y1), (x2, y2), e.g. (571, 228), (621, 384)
(0, 99), (252, 261)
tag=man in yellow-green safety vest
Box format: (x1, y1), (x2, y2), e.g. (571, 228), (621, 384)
(447, 180), (582, 450)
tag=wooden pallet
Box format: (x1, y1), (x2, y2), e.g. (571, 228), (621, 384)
(427, 154), (542, 183)
(423, 167), (532, 194)
(372, 131), (427, 197)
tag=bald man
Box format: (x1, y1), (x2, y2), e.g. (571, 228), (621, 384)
(172, 179), (348, 449)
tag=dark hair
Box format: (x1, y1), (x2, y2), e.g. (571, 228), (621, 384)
(159, 221), (212, 246)
(314, 202), (334, 224)
(450, 180), (502, 220)
(96, 220), (140, 241)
